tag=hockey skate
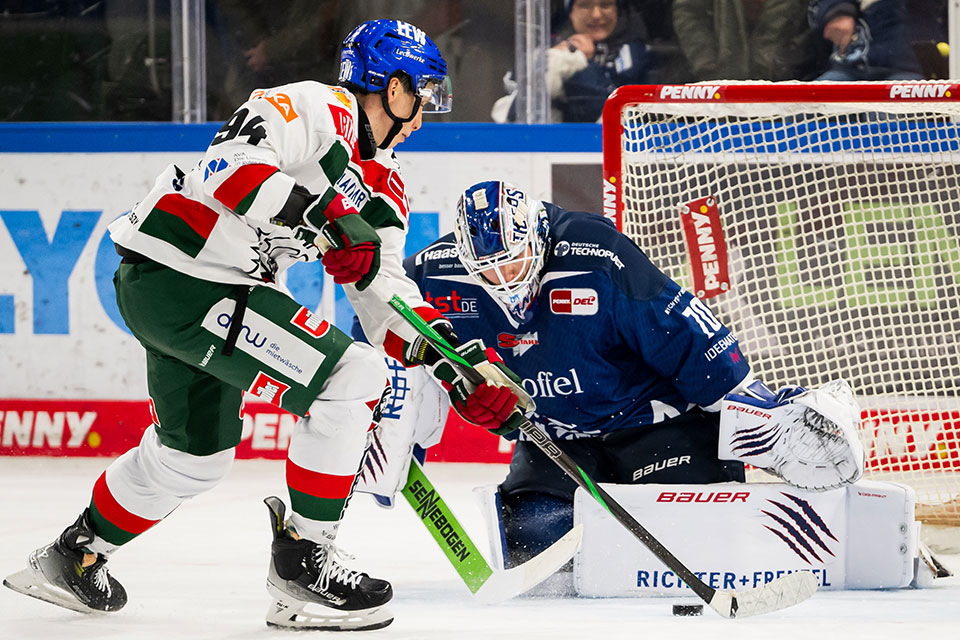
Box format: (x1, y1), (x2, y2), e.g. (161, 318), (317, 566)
(263, 496), (393, 631)
(3, 509), (127, 613)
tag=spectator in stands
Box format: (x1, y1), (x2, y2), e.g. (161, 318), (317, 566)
(808, 0), (923, 80)
(673, 0), (816, 81)
(0, 1), (110, 121)
(213, 0), (339, 118)
(103, 1), (172, 121)
(492, 0), (656, 123)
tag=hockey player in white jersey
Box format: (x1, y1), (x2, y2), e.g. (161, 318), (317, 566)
(3, 20), (515, 631)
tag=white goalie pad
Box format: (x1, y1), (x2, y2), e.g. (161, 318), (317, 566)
(574, 480), (923, 597)
(356, 360), (448, 508)
(719, 379), (865, 491)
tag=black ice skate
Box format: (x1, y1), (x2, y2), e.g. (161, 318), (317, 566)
(263, 496), (393, 631)
(3, 509), (127, 613)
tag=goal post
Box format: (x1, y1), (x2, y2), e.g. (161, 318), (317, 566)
(602, 82), (960, 527)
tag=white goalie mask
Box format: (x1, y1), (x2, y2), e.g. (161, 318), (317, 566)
(454, 181), (550, 321)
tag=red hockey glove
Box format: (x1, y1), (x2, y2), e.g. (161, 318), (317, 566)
(321, 242), (378, 286)
(304, 191), (381, 291)
(458, 382), (519, 430)
(428, 339), (524, 435)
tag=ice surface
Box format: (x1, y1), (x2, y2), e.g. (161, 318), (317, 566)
(1, 458), (958, 639)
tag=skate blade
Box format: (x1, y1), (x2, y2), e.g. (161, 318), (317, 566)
(265, 583), (393, 631)
(3, 567), (103, 615)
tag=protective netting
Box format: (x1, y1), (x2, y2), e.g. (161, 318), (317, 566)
(616, 89), (960, 525)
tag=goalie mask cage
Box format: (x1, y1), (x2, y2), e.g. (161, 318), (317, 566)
(603, 82), (960, 527)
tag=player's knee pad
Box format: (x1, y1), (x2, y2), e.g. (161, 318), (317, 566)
(122, 426), (235, 506)
(305, 341), (388, 438)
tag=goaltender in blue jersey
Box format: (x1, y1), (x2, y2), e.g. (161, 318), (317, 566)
(355, 180), (865, 573)
(406, 191), (750, 440)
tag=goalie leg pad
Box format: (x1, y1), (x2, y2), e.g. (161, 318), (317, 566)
(355, 362), (446, 508)
(474, 484), (577, 597)
(720, 379), (865, 491)
(500, 491), (575, 570)
(573, 479), (923, 597)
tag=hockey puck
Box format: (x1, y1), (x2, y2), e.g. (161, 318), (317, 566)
(672, 604), (704, 616)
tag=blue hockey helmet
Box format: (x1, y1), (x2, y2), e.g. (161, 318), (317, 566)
(338, 19), (452, 114)
(454, 181), (550, 321)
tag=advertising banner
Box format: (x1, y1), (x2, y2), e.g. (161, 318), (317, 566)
(0, 123), (600, 460)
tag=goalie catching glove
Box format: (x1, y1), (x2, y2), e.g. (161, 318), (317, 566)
(272, 184), (381, 290)
(718, 379), (865, 491)
(429, 339), (527, 435)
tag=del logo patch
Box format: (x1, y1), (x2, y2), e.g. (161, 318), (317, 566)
(291, 307), (330, 339)
(327, 104), (357, 151)
(248, 372), (291, 407)
(549, 289), (598, 315)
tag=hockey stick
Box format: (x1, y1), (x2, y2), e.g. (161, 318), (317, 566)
(387, 293), (818, 619)
(401, 456), (583, 603)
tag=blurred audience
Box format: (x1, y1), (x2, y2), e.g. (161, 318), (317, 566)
(808, 0), (923, 80)
(0, 0), (945, 123)
(673, 0), (816, 81)
(103, 1), (172, 121)
(492, 0), (657, 123)
(0, 0), (110, 121)
(212, 0), (339, 119)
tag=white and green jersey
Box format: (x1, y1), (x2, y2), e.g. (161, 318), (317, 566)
(109, 80), (429, 350)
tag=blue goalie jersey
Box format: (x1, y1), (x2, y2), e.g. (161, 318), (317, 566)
(404, 205), (751, 439)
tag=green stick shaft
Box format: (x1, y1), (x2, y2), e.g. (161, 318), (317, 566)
(401, 458), (493, 593)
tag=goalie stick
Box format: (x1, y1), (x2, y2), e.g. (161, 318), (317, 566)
(387, 293), (819, 619)
(402, 456), (583, 603)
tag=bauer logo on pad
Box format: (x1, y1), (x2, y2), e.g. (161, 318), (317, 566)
(549, 288), (598, 315)
(680, 197), (730, 300)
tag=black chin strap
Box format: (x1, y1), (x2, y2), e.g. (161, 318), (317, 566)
(356, 106), (377, 160)
(378, 91), (422, 149)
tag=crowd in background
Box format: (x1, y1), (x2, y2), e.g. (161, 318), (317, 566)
(0, 0), (950, 123)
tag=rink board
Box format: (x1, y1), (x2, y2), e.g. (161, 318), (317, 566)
(1, 123), (959, 470)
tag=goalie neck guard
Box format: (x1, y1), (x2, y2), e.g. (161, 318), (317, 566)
(338, 19), (452, 148)
(454, 181), (550, 322)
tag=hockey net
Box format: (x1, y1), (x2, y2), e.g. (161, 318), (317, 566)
(603, 82), (960, 528)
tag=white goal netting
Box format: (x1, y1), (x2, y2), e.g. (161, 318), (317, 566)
(604, 82), (960, 525)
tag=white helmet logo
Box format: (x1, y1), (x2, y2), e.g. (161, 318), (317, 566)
(471, 189), (488, 210)
(396, 21), (427, 45)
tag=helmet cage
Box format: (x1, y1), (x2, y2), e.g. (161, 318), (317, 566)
(455, 182), (549, 318)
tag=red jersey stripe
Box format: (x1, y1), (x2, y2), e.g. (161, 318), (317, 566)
(154, 193), (219, 240)
(92, 472), (161, 534)
(361, 159), (408, 220)
(382, 330), (406, 361)
(285, 459), (355, 499)
(213, 163), (279, 211)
